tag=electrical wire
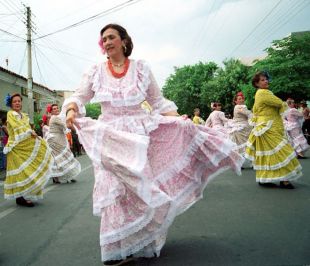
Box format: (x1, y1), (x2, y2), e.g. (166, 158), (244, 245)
(33, 43), (47, 86)
(34, 41), (97, 63)
(34, 0), (143, 40)
(0, 28), (25, 40)
(227, 0), (283, 57)
(34, 45), (77, 88)
(251, 0), (310, 53)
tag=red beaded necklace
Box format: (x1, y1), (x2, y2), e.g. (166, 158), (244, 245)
(108, 58), (130, 78)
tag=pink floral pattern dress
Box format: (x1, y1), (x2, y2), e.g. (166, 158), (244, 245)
(62, 59), (244, 262)
(284, 107), (309, 153)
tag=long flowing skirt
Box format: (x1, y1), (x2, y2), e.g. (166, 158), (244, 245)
(4, 137), (52, 200)
(285, 122), (309, 154)
(75, 115), (244, 261)
(245, 119), (302, 183)
(228, 121), (252, 168)
(47, 135), (81, 182)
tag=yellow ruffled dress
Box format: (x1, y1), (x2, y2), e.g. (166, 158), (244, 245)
(245, 89), (302, 182)
(4, 110), (53, 200)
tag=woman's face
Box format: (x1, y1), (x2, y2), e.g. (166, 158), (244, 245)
(256, 75), (269, 89)
(11, 96), (22, 112)
(216, 104), (222, 111)
(235, 96), (244, 105)
(102, 28), (124, 58)
(288, 101), (295, 108)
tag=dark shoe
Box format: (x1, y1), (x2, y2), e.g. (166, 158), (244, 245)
(297, 155), (306, 159)
(16, 197), (34, 207)
(52, 178), (60, 184)
(104, 256), (134, 266)
(67, 179), (77, 183)
(258, 182), (277, 188)
(280, 181), (295, 189)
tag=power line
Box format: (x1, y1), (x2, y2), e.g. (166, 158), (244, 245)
(33, 43), (47, 86)
(0, 27), (25, 40)
(34, 45), (77, 88)
(251, 0), (309, 53)
(34, 0), (143, 40)
(39, 0), (101, 29)
(228, 0), (283, 57)
(0, 0), (24, 25)
(0, 39), (24, 42)
(33, 41), (97, 63)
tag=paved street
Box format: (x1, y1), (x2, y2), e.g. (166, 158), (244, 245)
(0, 153), (309, 266)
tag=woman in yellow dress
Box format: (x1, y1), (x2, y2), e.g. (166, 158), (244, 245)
(245, 72), (302, 189)
(4, 93), (53, 207)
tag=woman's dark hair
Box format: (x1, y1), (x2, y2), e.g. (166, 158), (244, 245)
(252, 71), (269, 88)
(100, 24), (133, 57)
(286, 98), (294, 106)
(10, 93), (22, 107)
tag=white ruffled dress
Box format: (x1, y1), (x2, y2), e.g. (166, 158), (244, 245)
(62, 59), (244, 262)
(228, 105), (253, 167)
(205, 110), (230, 137)
(284, 107), (309, 153)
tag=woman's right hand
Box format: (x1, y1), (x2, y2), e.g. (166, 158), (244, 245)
(66, 109), (77, 129)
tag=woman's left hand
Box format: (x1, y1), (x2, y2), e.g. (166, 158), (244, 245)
(31, 131), (38, 138)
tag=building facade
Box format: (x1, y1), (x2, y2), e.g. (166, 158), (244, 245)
(0, 66), (64, 120)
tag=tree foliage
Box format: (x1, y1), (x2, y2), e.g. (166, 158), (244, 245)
(163, 59), (250, 118)
(252, 32), (310, 100)
(85, 103), (101, 119)
(163, 62), (217, 118)
(208, 59), (250, 114)
(162, 32), (310, 117)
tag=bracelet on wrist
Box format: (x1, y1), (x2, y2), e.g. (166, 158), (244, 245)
(66, 107), (77, 116)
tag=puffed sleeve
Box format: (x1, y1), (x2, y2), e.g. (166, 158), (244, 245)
(61, 64), (98, 117)
(291, 108), (303, 117)
(262, 90), (283, 108)
(236, 105), (252, 118)
(205, 115), (212, 127)
(219, 111), (229, 124)
(144, 64), (178, 115)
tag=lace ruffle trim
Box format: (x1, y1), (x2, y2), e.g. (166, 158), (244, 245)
(91, 60), (151, 107)
(256, 165), (302, 182)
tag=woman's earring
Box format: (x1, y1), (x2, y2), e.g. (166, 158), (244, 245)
(123, 44), (127, 53)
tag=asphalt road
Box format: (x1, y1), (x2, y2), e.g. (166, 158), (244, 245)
(0, 152), (309, 266)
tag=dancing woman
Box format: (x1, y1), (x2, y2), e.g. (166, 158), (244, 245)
(3, 93), (53, 207)
(228, 92), (253, 167)
(284, 98), (309, 158)
(245, 72), (302, 189)
(63, 24), (244, 265)
(205, 102), (229, 136)
(46, 104), (81, 183)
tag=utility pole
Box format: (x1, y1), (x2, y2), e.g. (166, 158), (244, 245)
(26, 6), (34, 124)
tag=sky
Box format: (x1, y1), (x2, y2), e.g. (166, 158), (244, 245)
(0, 0), (310, 91)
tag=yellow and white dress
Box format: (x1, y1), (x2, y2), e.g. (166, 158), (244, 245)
(4, 110), (53, 200)
(245, 89), (302, 183)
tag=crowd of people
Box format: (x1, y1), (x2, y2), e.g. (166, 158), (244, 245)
(1, 23), (308, 266)
(193, 80), (308, 189)
(2, 96), (81, 207)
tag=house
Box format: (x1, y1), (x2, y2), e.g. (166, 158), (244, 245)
(0, 66), (64, 119)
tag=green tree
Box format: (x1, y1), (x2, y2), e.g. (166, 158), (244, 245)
(163, 62), (218, 118)
(209, 59), (250, 114)
(85, 103), (101, 119)
(252, 31), (310, 101)
(33, 112), (42, 131)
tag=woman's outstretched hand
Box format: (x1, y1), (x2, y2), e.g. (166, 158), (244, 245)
(66, 109), (77, 129)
